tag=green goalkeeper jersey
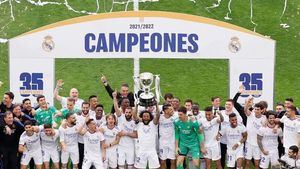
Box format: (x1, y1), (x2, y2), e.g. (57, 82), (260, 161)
(174, 118), (201, 147)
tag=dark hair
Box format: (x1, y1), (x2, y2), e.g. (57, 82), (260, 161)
(258, 101), (268, 109)
(67, 97), (75, 103)
(22, 98), (31, 104)
(285, 98), (294, 103)
(86, 119), (94, 126)
(36, 95), (45, 102)
(226, 99), (234, 104)
(184, 99), (193, 104)
(193, 102), (199, 106)
(95, 104), (104, 109)
(88, 95), (97, 101)
(289, 145), (299, 154)
(178, 106), (187, 114)
(266, 110), (276, 118)
(287, 105), (297, 113)
(162, 103), (172, 111)
(4, 111), (13, 118)
(229, 113), (236, 118)
(121, 83), (129, 88)
(12, 104), (22, 110)
(4, 92), (14, 100)
(120, 97), (129, 104)
(139, 110), (154, 121)
(276, 102), (284, 107)
(211, 96), (220, 102)
(254, 102), (264, 110)
(44, 123), (52, 129)
(204, 106), (213, 112)
(164, 93), (174, 100)
(82, 101), (90, 107)
(106, 114), (117, 125)
(24, 120), (33, 126)
(65, 112), (74, 119)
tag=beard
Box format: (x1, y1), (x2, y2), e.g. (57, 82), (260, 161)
(142, 120), (150, 125)
(125, 115), (132, 121)
(71, 121), (77, 125)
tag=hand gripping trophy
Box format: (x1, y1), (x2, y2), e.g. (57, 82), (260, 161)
(133, 72), (161, 107)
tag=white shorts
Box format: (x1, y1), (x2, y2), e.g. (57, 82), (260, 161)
(245, 143), (261, 160)
(159, 143), (176, 160)
(227, 148), (244, 168)
(135, 150), (160, 169)
(203, 144), (221, 161)
(42, 149), (60, 163)
(118, 147), (135, 166)
(21, 150), (43, 165)
(259, 150), (279, 169)
(104, 148), (118, 168)
(61, 146), (79, 164)
(82, 155), (104, 169)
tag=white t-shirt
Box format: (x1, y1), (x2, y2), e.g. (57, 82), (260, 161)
(280, 154), (300, 168)
(59, 125), (79, 147)
(220, 110), (243, 144)
(103, 125), (120, 151)
(117, 114), (136, 148)
(75, 114), (93, 144)
(83, 131), (105, 159)
(257, 126), (283, 152)
(280, 116), (300, 148)
(40, 129), (59, 151)
(220, 124), (246, 152)
(19, 131), (42, 153)
(198, 117), (220, 147)
(137, 121), (158, 151)
(158, 114), (175, 146)
(92, 115), (106, 128)
(61, 97), (84, 110)
(246, 112), (267, 146)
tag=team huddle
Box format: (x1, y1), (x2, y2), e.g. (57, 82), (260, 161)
(0, 76), (299, 169)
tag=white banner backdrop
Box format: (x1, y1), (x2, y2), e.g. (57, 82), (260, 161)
(9, 11), (275, 106)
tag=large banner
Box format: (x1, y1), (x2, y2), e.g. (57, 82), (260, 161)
(9, 11), (275, 106)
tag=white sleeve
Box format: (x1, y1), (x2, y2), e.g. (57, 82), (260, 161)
(278, 127), (283, 137)
(59, 127), (65, 142)
(19, 133), (26, 145)
(280, 115), (287, 123)
(257, 127), (264, 137)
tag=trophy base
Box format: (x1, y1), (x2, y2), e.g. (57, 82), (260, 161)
(139, 93), (156, 107)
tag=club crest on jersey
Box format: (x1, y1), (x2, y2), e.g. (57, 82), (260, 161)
(42, 35), (55, 52)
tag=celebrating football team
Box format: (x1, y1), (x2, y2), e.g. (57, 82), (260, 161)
(0, 75), (299, 169)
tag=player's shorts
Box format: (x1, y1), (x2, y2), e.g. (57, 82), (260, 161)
(244, 143), (261, 160)
(82, 155), (104, 169)
(61, 146), (79, 164)
(227, 147), (244, 168)
(118, 146), (135, 166)
(159, 144), (176, 160)
(203, 144), (221, 161)
(178, 144), (200, 159)
(42, 149), (60, 163)
(21, 150), (43, 165)
(135, 150), (160, 169)
(259, 150), (279, 169)
(104, 148), (118, 168)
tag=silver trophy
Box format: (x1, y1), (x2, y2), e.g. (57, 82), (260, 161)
(134, 72), (161, 107)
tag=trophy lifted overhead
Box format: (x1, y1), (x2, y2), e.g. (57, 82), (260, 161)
(133, 72), (161, 108)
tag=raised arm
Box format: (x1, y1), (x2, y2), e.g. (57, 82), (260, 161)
(132, 104), (141, 122)
(244, 97), (253, 116)
(54, 79), (64, 102)
(153, 101), (160, 125)
(113, 90), (122, 117)
(101, 75), (114, 99)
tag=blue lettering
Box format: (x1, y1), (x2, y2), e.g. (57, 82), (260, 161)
(109, 33), (125, 52)
(188, 34), (198, 53)
(140, 33), (149, 52)
(96, 33), (108, 52)
(85, 33), (96, 52)
(164, 33), (176, 52)
(178, 33), (187, 52)
(150, 33), (162, 52)
(127, 33), (138, 52)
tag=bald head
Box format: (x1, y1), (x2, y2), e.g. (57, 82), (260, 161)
(70, 88), (79, 99)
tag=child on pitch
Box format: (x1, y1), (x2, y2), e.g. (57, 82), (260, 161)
(199, 106), (224, 169)
(218, 113), (247, 169)
(18, 120), (43, 169)
(102, 114), (120, 169)
(279, 145), (300, 168)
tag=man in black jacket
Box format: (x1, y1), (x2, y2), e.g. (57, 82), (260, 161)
(100, 75), (135, 113)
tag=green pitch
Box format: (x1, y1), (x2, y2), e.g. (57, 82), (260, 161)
(0, 0), (299, 110)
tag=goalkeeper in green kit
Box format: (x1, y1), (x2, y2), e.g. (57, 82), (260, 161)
(174, 106), (204, 169)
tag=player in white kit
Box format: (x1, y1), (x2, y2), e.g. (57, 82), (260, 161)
(244, 102), (267, 169)
(257, 111), (283, 169)
(158, 103), (176, 169)
(113, 91), (137, 169)
(199, 106), (223, 169)
(218, 113), (247, 169)
(59, 113), (85, 169)
(133, 102), (160, 169)
(93, 104), (106, 127)
(18, 120), (43, 169)
(40, 123), (60, 169)
(79, 119), (106, 169)
(102, 114), (120, 169)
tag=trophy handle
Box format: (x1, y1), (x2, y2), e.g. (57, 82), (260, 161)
(154, 75), (163, 104)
